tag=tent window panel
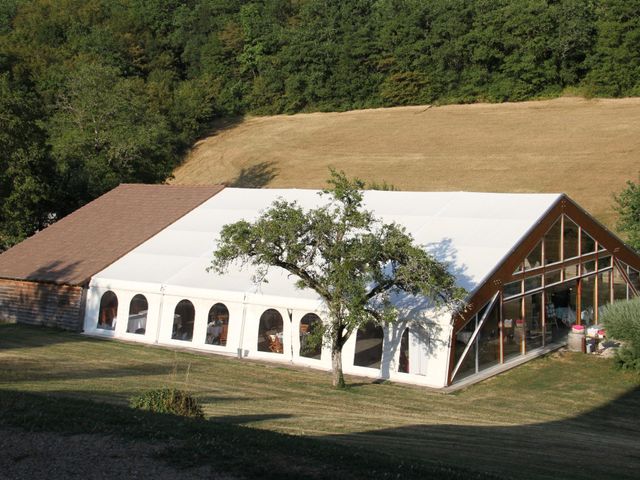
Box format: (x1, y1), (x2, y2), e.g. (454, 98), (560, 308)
(127, 294), (148, 334)
(98, 291), (118, 330)
(354, 323), (384, 369)
(613, 266), (628, 301)
(399, 328), (410, 373)
(258, 309), (284, 353)
(581, 230), (596, 255)
(563, 217), (580, 259)
(583, 260), (596, 274)
(206, 303), (229, 346)
(172, 300), (195, 341)
(581, 275), (596, 326)
(453, 317), (476, 380)
(564, 264), (579, 280)
(546, 281), (576, 343)
(628, 267), (640, 295)
(545, 269), (561, 286)
(524, 241), (542, 270)
(477, 303), (500, 372)
(544, 219), (562, 264)
(299, 313), (322, 359)
(524, 275), (542, 292)
(502, 299), (523, 361)
(597, 271), (612, 311)
(524, 292), (543, 351)
(597, 255), (612, 270)
(503, 280), (522, 298)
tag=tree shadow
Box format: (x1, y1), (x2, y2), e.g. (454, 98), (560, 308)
(424, 237), (475, 293)
(0, 259), (86, 332)
(24, 259), (84, 284)
(4, 362), (176, 384)
(321, 385), (640, 480)
(0, 323), (83, 350)
(194, 116), (245, 143)
(228, 161), (278, 188)
(377, 238), (474, 378)
(208, 413), (294, 425)
(0, 389), (487, 480)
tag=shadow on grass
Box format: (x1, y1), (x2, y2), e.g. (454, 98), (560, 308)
(5, 363), (188, 384)
(0, 389), (494, 480)
(0, 323), (84, 350)
(228, 161), (278, 188)
(322, 385), (640, 480)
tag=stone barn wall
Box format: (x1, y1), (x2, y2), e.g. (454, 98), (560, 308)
(0, 279), (85, 331)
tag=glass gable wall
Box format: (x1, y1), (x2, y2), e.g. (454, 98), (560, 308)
(453, 214), (639, 382)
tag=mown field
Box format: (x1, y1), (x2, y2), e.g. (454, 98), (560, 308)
(1, 324), (639, 479)
(172, 97), (640, 230)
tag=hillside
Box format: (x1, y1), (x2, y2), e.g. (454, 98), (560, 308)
(172, 97), (640, 229)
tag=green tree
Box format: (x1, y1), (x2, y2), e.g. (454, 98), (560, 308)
(584, 0), (640, 96)
(615, 178), (640, 251)
(211, 171), (464, 388)
(0, 69), (54, 250)
(48, 62), (174, 213)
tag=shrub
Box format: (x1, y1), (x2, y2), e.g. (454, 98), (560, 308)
(600, 298), (640, 371)
(613, 346), (640, 371)
(130, 388), (204, 419)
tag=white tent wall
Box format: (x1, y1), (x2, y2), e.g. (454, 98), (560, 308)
(83, 284), (162, 345)
(83, 280), (454, 387)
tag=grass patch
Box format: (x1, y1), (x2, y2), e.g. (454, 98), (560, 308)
(0, 390), (485, 479)
(1, 324), (639, 479)
(171, 97), (640, 230)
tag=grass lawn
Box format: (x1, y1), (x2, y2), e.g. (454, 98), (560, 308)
(1, 324), (639, 479)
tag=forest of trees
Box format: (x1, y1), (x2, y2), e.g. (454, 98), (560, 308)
(1, 0), (640, 250)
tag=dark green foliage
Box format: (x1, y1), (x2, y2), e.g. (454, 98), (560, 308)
(130, 387), (204, 419)
(1, 0), (639, 250)
(584, 0), (640, 96)
(0, 68), (53, 250)
(613, 347), (640, 372)
(601, 298), (640, 371)
(615, 179), (640, 251)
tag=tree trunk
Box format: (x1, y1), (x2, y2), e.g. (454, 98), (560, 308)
(331, 345), (345, 388)
(331, 324), (346, 388)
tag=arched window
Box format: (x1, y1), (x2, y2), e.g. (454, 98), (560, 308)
(299, 313), (322, 359)
(172, 300), (195, 341)
(399, 328), (410, 373)
(97, 291), (118, 330)
(127, 294), (148, 335)
(258, 309), (283, 353)
(206, 303), (229, 346)
(354, 323), (384, 369)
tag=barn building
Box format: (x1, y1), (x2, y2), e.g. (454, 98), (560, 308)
(1, 185), (639, 389)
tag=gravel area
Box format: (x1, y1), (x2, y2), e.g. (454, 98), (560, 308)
(0, 428), (234, 479)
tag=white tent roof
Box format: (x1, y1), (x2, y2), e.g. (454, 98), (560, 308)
(92, 188), (561, 309)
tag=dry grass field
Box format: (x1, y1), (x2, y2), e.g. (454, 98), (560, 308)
(2, 325), (639, 479)
(172, 97), (640, 229)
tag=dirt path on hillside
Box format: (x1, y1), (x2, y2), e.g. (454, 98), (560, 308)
(171, 97), (640, 229)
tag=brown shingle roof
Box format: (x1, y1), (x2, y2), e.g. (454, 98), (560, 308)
(0, 184), (224, 286)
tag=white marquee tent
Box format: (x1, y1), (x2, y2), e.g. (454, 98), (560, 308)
(83, 188), (569, 388)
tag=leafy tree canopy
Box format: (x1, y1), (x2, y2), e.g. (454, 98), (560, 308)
(2, 0), (640, 249)
(211, 170), (465, 387)
(615, 178), (640, 251)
